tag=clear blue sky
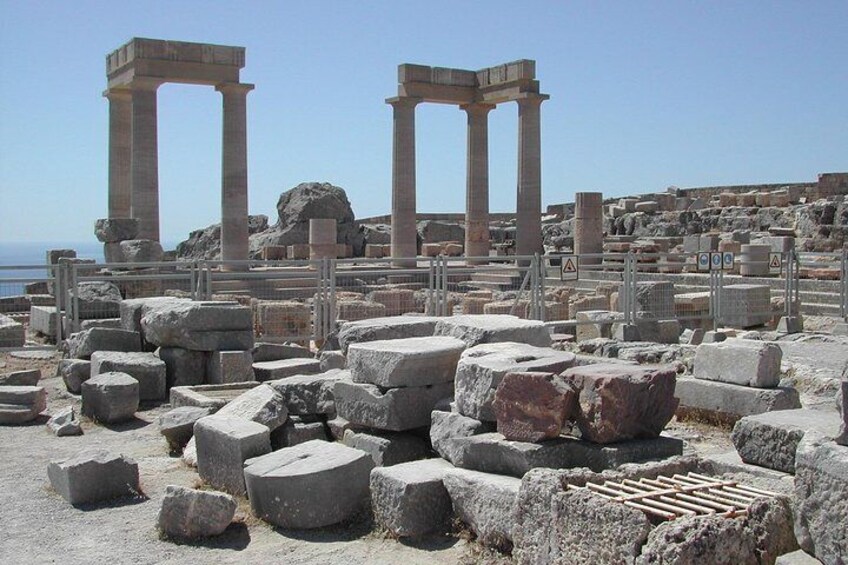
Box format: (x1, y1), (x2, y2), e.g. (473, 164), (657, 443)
(1, 1), (846, 246)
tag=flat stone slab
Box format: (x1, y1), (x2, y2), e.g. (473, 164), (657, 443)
(207, 350), (255, 384)
(244, 440), (374, 529)
(269, 369), (346, 415)
(0, 369), (40, 387)
(443, 467), (521, 550)
(337, 316), (440, 353)
(455, 342), (576, 421)
(334, 378), (453, 431)
(693, 338), (782, 388)
(447, 432), (684, 477)
(348, 336), (466, 387)
(194, 414), (271, 496)
(90, 351), (167, 401)
(140, 300), (254, 351)
(157, 485), (236, 540)
(253, 358), (321, 382)
(370, 458), (454, 537)
(56, 359), (91, 394)
(434, 315), (552, 348)
(675, 376), (801, 425)
(65, 328), (141, 360)
(0, 385), (47, 424)
(47, 449), (139, 506)
(81, 372), (139, 424)
(169, 382), (261, 411)
(270, 417), (327, 449)
(430, 410), (493, 463)
(342, 429), (428, 467)
(213, 383), (288, 432)
(732, 409), (842, 474)
(253, 342), (314, 362)
(158, 406), (212, 451)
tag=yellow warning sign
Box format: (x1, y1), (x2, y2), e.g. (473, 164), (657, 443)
(769, 253), (782, 273)
(561, 255), (579, 281)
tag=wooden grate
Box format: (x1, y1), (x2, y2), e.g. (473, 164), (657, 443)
(568, 472), (780, 521)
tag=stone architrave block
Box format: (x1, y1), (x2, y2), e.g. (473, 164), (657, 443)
(56, 359), (91, 394)
(90, 351), (167, 401)
(243, 440), (374, 529)
(94, 218), (139, 243)
(454, 342), (576, 422)
(268, 369), (346, 415)
(157, 406), (213, 451)
(0, 369), (41, 387)
(559, 363), (678, 444)
(693, 338), (782, 388)
(270, 417), (327, 449)
(29, 305), (58, 337)
(207, 350), (255, 384)
(342, 429), (428, 467)
(443, 467), (521, 551)
(674, 377), (801, 425)
(81, 372), (139, 424)
(0, 386), (47, 425)
(47, 406), (83, 436)
(337, 316), (440, 353)
(370, 458), (455, 537)
(156, 347), (207, 388)
(68, 281), (123, 320)
(0, 313), (25, 347)
(194, 414), (271, 495)
(213, 383), (288, 432)
(334, 378), (453, 431)
(731, 409), (841, 474)
(492, 371), (576, 442)
(348, 336), (465, 387)
(434, 315), (552, 348)
(253, 358), (321, 381)
(47, 449), (139, 506)
(157, 485), (236, 540)
(140, 300), (253, 351)
(65, 328), (142, 360)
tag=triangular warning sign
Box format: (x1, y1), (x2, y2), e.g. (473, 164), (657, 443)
(769, 255), (781, 268)
(563, 258), (576, 272)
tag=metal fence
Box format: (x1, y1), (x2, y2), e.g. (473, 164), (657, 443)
(2, 248), (845, 351)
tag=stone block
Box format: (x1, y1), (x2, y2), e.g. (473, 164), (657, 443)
(252, 341), (314, 362)
(430, 410), (492, 464)
(0, 313), (24, 347)
(90, 351), (167, 401)
(214, 383), (288, 431)
(80, 318), (123, 331)
(57, 359), (91, 394)
(319, 351), (345, 371)
(454, 342), (576, 421)
(287, 243), (310, 259)
(775, 550), (823, 564)
(29, 305), (58, 337)
(94, 218), (139, 243)
(81, 372), (139, 423)
(156, 347), (207, 388)
(194, 414), (271, 495)
(364, 244), (384, 258)
(443, 468), (521, 550)
(693, 338), (782, 388)
(348, 336), (465, 387)
(0, 369), (40, 387)
(47, 449), (139, 506)
(575, 310), (619, 341)
(493, 371), (576, 442)
(46, 406), (82, 436)
(337, 300), (387, 322)
(207, 350), (254, 384)
(65, 328), (141, 360)
(740, 244), (771, 277)
(337, 316), (439, 353)
(140, 300), (253, 351)
(639, 513), (757, 564)
(268, 369), (345, 415)
(158, 406), (212, 450)
(569, 296), (609, 320)
(169, 381), (261, 411)
(434, 315), (552, 348)
(68, 281), (123, 320)
(342, 429), (428, 467)
(634, 201), (658, 213)
(270, 416), (327, 448)
(731, 409), (841, 474)
(119, 239), (163, 262)
(370, 458), (454, 537)
(720, 284), (772, 328)
(119, 297), (180, 334)
(253, 358), (321, 381)
(334, 378), (453, 431)
(157, 485), (236, 540)
(675, 376), (801, 425)
(243, 440), (374, 529)
(368, 289), (419, 315)
(0, 385), (47, 424)
(777, 315), (804, 334)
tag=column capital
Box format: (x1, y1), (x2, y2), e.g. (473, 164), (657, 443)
(216, 82), (255, 96)
(514, 92), (550, 107)
(460, 102), (496, 115)
(386, 96), (422, 109)
(103, 88), (132, 101)
(128, 77), (163, 91)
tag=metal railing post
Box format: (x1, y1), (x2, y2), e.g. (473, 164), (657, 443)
(189, 261), (197, 300)
(329, 258), (337, 334)
(842, 249), (848, 320)
(70, 263), (80, 333)
(55, 262), (66, 343)
(441, 255), (448, 316)
(538, 253), (546, 322)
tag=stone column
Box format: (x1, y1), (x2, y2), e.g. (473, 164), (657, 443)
(309, 219), (338, 260)
(462, 103), (495, 263)
(516, 94), (547, 257)
(217, 82), (254, 270)
(574, 192), (604, 265)
(105, 89), (132, 219)
(388, 97), (421, 268)
(130, 78), (162, 241)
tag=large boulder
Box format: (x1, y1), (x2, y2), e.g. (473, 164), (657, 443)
(174, 214), (268, 260)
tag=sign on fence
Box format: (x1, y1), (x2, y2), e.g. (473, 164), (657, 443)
(561, 255), (579, 281)
(722, 252), (734, 271)
(769, 253), (782, 274)
(710, 252), (723, 270)
(697, 252), (711, 272)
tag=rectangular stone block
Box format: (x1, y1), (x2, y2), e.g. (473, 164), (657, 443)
(0, 313), (25, 347)
(693, 338), (782, 388)
(575, 310), (619, 341)
(47, 449), (139, 506)
(287, 244), (310, 260)
(675, 377), (801, 425)
(207, 350), (255, 384)
(268, 370), (346, 415)
(348, 336), (465, 387)
(169, 381), (260, 411)
(194, 414), (271, 495)
(65, 328), (142, 360)
(434, 315), (552, 348)
(720, 284), (772, 328)
(334, 378), (453, 431)
(156, 347), (207, 388)
(29, 305), (58, 337)
(443, 467), (521, 550)
(90, 351), (167, 401)
(342, 429), (428, 467)
(253, 358), (321, 381)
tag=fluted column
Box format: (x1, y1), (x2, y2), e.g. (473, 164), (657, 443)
(462, 103), (495, 263)
(130, 78), (162, 241)
(105, 89), (132, 218)
(388, 97), (421, 267)
(516, 93), (548, 257)
(217, 82), (254, 270)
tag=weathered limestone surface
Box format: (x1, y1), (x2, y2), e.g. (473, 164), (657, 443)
(318, 351), (345, 372)
(141, 300), (253, 351)
(252, 342), (314, 362)
(434, 315), (552, 348)
(213, 384), (288, 431)
(693, 338), (782, 388)
(0, 369), (40, 387)
(269, 370), (345, 415)
(492, 371), (576, 442)
(244, 440), (374, 529)
(334, 378), (453, 431)
(158, 406), (211, 450)
(337, 316), (440, 353)
(720, 283), (772, 328)
(348, 336), (465, 387)
(169, 382), (260, 411)
(194, 414), (271, 495)
(675, 376), (801, 424)
(47, 406), (83, 436)
(57, 359), (91, 394)
(120, 239), (164, 263)
(559, 363), (678, 444)
(370, 458), (454, 537)
(430, 410), (492, 464)
(455, 342), (576, 421)
(575, 310), (619, 342)
(443, 467), (521, 550)
(90, 351), (167, 401)
(731, 409), (841, 473)
(253, 358), (321, 381)
(157, 485), (236, 540)
(29, 305), (58, 337)
(95, 218), (139, 243)
(342, 429), (428, 467)
(637, 514), (757, 564)
(207, 350), (255, 384)
(0, 313), (25, 347)
(81, 372), (139, 423)
(0, 385), (47, 424)
(270, 417), (327, 449)
(68, 281), (123, 320)
(65, 328), (141, 360)
(47, 449), (139, 506)
(156, 347), (207, 388)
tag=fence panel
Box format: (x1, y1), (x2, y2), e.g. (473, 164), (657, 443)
(0, 264), (59, 350)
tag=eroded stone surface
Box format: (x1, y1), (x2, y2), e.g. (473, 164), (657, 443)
(157, 485), (236, 540)
(492, 371), (576, 442)
(81, 372), (139, 424)
(47, 449), (139, 506)
(434, 315), (552, 348)
(348, 336), (465, 387)
(194, 414), (271, 495)
(443, 467), (521, 551)
(693, 338), (782, 388)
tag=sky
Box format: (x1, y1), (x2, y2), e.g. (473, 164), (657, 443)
(0, 1), (846, 246)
